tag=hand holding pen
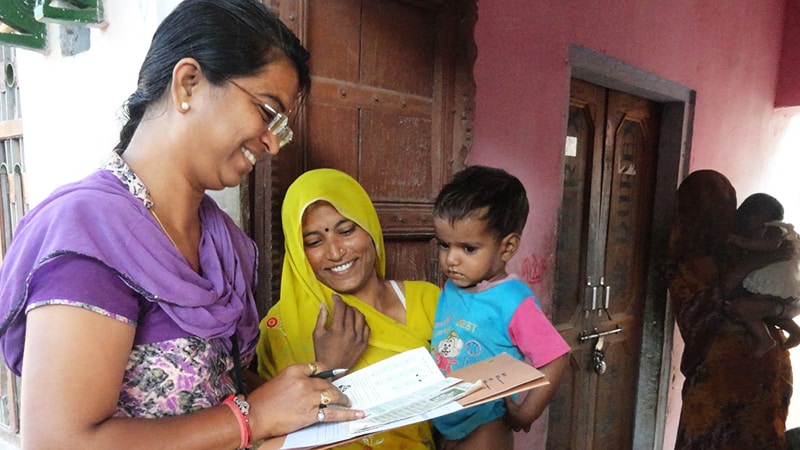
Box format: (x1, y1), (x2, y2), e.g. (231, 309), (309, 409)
(310, 368), (348, 379)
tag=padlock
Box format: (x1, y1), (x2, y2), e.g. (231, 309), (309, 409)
(593, 336), (607, 374)
(593, 351), (607, 374)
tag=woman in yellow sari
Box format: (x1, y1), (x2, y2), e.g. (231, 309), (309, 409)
(257, 168), (439, 449)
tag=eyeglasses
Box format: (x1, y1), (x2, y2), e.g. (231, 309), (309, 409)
(226, 79), (293, 148)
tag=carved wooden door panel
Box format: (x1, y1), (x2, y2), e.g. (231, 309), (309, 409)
(249, 0), (476, 312)
(547, 79), (659, 449)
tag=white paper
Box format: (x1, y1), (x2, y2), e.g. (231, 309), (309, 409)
(280, 402), (464, 449)
(565, 135), (577, 157)
(280, 347), (473, 449)
(333, 346), (444, 409)
(348, 379), (476, 431)
(275, 348), (546, 450)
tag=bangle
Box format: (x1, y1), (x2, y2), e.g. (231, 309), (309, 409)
(224, 394), (253, 449)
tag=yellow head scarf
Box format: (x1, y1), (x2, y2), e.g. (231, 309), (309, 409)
(257, 168), (435, 376)
(257, 169), (438, 448)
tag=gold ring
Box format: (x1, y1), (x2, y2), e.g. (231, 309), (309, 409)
(308, 362), (318, 375)
(320, 391), (332, 405)
(317, 408), (325, 423)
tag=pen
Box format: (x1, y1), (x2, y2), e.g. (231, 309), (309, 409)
(310, 368), (348, 379)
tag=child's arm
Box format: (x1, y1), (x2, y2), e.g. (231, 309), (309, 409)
(504, 354), (568, 432)
(504, 297), (572, 432)
(722, 237), (795, 295)
(730, 226), (785, 252)
(724, 294), (785, 323)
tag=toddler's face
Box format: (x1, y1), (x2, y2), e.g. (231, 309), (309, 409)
(433, 215), (509, 288)
(740, 209), (773, 237)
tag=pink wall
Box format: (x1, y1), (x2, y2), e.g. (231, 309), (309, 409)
(471, 0), (787, 448)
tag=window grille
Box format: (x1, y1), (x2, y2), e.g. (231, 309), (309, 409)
(0, 44), (25, 445)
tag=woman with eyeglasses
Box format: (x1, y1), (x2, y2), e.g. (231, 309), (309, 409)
(0, 1), (362, 448)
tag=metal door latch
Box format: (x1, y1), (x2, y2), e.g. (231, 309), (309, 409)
(578, 326), (623, 375)
(578, 325), (623, 343)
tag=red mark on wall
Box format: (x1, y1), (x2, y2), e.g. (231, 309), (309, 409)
(521, 253), (547, 285)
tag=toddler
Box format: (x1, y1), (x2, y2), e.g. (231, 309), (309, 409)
(430, 165), (570, 450)
(729, 193), (800, 357)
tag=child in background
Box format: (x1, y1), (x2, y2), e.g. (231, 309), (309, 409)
(430, 165), (570, 450)
(728, 193), (800, 357)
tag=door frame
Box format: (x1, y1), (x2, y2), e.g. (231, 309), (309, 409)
(567, 44), (694, 449)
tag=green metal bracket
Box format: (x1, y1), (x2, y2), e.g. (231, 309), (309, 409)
(34, 0), (105, 27)
(0, 0), (47, 52)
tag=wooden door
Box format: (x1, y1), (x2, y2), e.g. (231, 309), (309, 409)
(248, 0), (477, 313)
(547, 79), (660, 449)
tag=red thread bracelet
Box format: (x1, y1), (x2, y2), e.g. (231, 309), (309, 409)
(224, 394), (253, 449)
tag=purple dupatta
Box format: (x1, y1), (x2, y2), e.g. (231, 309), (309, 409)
(0, 169), (259, 375)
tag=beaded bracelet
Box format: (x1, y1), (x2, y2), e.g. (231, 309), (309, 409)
(224, 394), (253, 449)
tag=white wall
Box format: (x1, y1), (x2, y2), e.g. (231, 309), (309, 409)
(16, 0), (181, 207)
(766, 111), (800, 430)
(762, 111), (800, 227)
(15, 0), (243, 223)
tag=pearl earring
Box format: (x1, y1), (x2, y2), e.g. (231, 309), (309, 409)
(180, 101), (190, 111)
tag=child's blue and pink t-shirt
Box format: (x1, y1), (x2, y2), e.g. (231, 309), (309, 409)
(430, 275), (570, 440)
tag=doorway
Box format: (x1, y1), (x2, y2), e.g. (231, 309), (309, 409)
(547, 78), (659, 449)
(546, 45), (694, 449)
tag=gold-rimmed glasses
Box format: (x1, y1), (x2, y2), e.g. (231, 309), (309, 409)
(226, 78), (293, 148)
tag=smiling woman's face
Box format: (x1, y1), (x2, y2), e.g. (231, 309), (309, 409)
(301, 201), (378, 295)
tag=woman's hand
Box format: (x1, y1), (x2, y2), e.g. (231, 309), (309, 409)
(312, 294), (370, 369)
(247, 362), (363, 440)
